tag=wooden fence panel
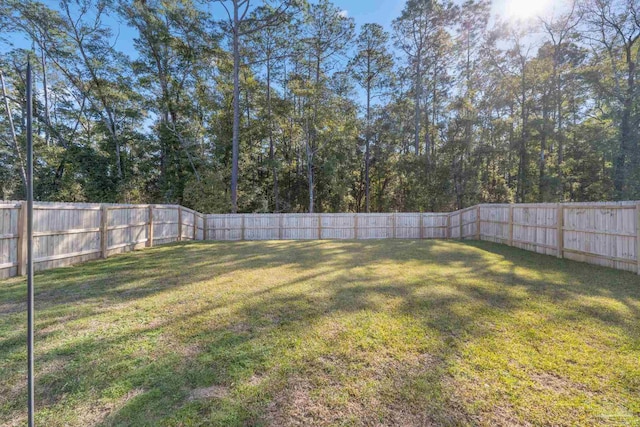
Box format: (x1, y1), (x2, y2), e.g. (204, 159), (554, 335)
(180, 208), (197, 241)
(449, 212), (461, 239)
(152, 206), (179, 245)
(460, 208), (478, 239)
(208, 214), (243, 241)
(480, 205), (510, 244)
(107, 206), (148, 256)
(0, 203), (20, 279)
(33, 204), (102, 271)
(320, 214), (356, 239)
(244, 214), (280, 240)
(355, 213), (393, 239)
(3, 201), (640, 279)
(511, 204), (558, 256)
(195, 214), (204, 241)
(395, 213), (420, 239)
(562, 205), (637, 272)
(281, 214), (319, 240)
(422, 214), (448, 239)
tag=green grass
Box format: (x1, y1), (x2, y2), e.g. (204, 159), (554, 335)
(1, 240), (639, 426)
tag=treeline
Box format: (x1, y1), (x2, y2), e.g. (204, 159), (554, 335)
(0, 0), (638, 213)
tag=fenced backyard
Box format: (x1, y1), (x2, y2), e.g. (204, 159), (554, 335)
(2, 201), (640, 426)
(1, 201), (639, 279)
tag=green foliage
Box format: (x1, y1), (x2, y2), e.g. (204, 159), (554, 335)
(1, 0), (639, 210)
(183, 168), (231, 213)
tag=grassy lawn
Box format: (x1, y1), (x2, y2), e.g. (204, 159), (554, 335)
(1, 240), (639, 426)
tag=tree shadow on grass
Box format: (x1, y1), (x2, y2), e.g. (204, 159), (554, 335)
(1, 240), (639, 426)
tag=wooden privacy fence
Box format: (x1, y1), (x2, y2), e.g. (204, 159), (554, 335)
(0, 202), (205, 279)
(204, 212), (449, 241)
(1, 201), (639, 279)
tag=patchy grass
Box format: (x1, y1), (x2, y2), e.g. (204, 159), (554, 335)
(1, 240), (639, 426)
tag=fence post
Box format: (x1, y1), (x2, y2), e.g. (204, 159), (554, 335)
(508, 204), (514, 246)
(557, 203), (564, 259)
(17, 202), (28, 276)
(392, 212), (397, 239)
(177, 206), (183, 242)
(636, 203), (640, 275)
(354, 213), (359, 239)
(459, 211), (463, 240)
(446, 213), (451, 239)
(241, 214), (245, 241)
(419, 213), (424, 239)
(147, 205), (154, 247)
(101, 205), (109, 258)
(476, 205), (481, 240)
(279, 214), (283, 240)
(203, 215), (208, 241)
(318, 214), (322, 240)
(193, 211), (197, 241)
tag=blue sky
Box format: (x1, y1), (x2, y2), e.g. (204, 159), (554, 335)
(104, 0), (406, 57)
(2, 0), (556, 111)
(6, 0), (543, 60)
(104, 0), (521, 58)
(332, 0), (406, 31)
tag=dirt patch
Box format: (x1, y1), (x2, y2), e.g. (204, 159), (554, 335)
(0, 302), (25, 316)
(394, 352), (440, 372)
(229, 321), (252, 333)
(263, 377), (331, 426)
(180, 343), (202, 357)
(85, 388), (145, 426)
(188, 385), (229, 401)
(264, 313), (282, 325)
(263, 353), (453, 427)
(529, 371), (590, 394)
(263, 375), (436, 427)
(247, 373), (266, 387)
(38, 314), (82, 335)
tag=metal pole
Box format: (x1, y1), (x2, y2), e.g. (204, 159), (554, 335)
(26, 60), (35, 427)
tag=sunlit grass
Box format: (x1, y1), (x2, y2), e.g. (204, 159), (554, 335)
(1, 240), (639, 426)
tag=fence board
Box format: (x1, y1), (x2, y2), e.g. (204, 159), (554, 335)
(320, 214), (355, 239)
(33, 204), (102, 271)
(562, 205), (637, 272)
(0, 204), (19, 279)
(281, 214), (319, 240)
(152, 207), (179, 245)
(449, 212), (460, 239)
(107, 206), (148, 255)
(479, 205), (510, 244)
(509, 204), (559, 256)
(460, 207), (478, 239)
(244, 214), (280, 240)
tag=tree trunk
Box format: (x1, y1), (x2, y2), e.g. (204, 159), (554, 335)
(554, 56), (564, 201)
(517, 66), (527, 203)
(267, 56), (279, 211)
(305, 121), (315, 214)
(230, 2), (241, 213)
(613, 44), (637, 199)
(365, 62), (371, 213)
(414, 57), (421, 155)
(41, 47), (51, 146)
(539, 95), (548, 202)
(0, 72), (27, 191)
